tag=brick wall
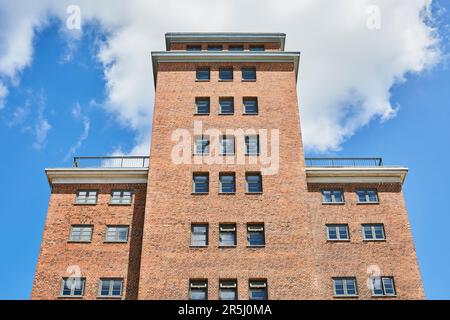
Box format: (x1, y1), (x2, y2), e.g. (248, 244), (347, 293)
(31, 183), (146, 300)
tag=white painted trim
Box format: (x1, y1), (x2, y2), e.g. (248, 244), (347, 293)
(45, 168), (149, 185)
(305, 167), (408, 185)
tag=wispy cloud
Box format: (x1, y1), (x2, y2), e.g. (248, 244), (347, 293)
(0, 81), (8, 109)
(64, 103), (90, 161)
(32, 93), (51, 150)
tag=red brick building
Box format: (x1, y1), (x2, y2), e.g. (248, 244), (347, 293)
(32, 33), (424, 300)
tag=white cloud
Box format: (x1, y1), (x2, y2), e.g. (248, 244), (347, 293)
(0, 0), (442, 153)
(64, 115), (90, 161)
(0, 81), (8, 109)
(32, 93), (51, 150)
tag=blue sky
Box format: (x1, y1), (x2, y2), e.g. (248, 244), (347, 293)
(0, 0), (449, 299)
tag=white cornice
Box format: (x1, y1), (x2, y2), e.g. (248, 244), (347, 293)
(305, 167), (408, 185)
(165, 32), (286, 51)
(151, 51), (300, 87)
(45, 168), (149, 185)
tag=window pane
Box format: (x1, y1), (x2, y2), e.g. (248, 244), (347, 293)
(334, 279), (345, 295)
(382, 278), (395, 295)
(249, 288), (267, 300)
(187, 45), (202, 51)
(242, 68), (256, 80)
(372, 277), (383, 295)
(220, 288), (237, 300)
(190, 289), (207, 300)
(229, 45), (244, 51)
(346, 279), (356, 295)
(100, 280), (110, 296)
(363, 226), (373, 239)
(219, 68), (233, 80)
(196, 68), (210, 81)
(194, 175), (209, 193)
(374, 225), (384, 239)
(208, 45), (223, 51)
(220, 175), (235, 193)
(327, 227), (337, 240)
(334, 190), (344, 203)
(245, 136), (259, 155)
(368, 190), (378, 202)
(196, 98), (210, 114)
(322, 191), (332, 203)
(250, 45), (265, 51)
(243, 98), (258, 114)
(219, 98), (234, 114)
(357, 190), (366, 202)
(248, 232), (265, 246)
(338, 226), (348, 239)
(247, 174), (262, 193)
(220, 232), (236, 246)
(112, 280), (122, 296)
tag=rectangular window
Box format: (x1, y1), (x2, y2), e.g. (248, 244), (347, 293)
(191, 224), (208, 247)
(243, 97), (258, 114)
(189, 280), (208, 300)
(61, 277), (85, 297)
(327, 224), (350, 241)
(247, 224), (265, 246)
(69, 225), (93, 242)
(249, 45), (265, 51)
(110, 190), (132, 204)
(242, 67), (256, 81)
(193, 173), (209, 193)
(322, 190), (344, 204)
(356, 189), (379, 203)
(99, 278), (123, 297)
(219, 67), (233, 81)
(362, 224), (385, 240)
(219, 173), (236, 194)
(249, 280), (267, 300)
(333, 278), (358, 297)
(219, 135), (235, 155)
(219, 224), (237, 247)
(194, 136), (210, 155)
(75, 190), (98, 204)
(246, 173), (262, 193)
(228, 45), (244, 51)
(207, 45), (223, 51)
(187, 45), (202, 51)
(245, 135), (260, 155)
(219, 280), (237, 300)
(196, 67), (210, 81)
(105, 226), (129, 243)
(195, 97), (210, 114)
(371, 277), (396, 296)
(219, 97), (234, 114)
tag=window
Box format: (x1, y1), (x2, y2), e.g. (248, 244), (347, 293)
(75, 190), (97, 204)
(219, 67), (233, 81)
(356, 189), (379, 203)
(99, 278), (123, 297)
(195, 136), (210, 155)
(322, 190), (344, 204)
(61, 277), (85, 297)
(191, 224), (208, 247)
(195, 97), (210, 114)
(371, 277), (396, 296)
(219, 97), (234, 115)
(333, 278), (358, 297)
(196, 67), (210, 81)
(105, 226), (129, 243)
(189, 280), (208, 300)
(219, 224), (237, 247)
(249, 280), (267, 300)
(245, 135), (260, 155)
(207, 45), (223, 51)
(219, 173), (236, 193)
(249, 45), (265, 51)
(110, 190), (132, 204)
(362, 224), (385, 241)
(247, 224), (265, 246)
(228, 45), (244, 51)
(219, 135), (235, 155)
(219, 280), (237, 300)
(327, 224), (350, 241)
(242, 67), (256, 81)
(243, 97), (258, 114)
(193, 173), (209, 193)
(187, 45), (202, 51)
(246, 173), (262, 193)
(69, 225), (93, 242)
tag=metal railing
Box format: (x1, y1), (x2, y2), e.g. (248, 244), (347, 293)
(304, 157), (383, 167)
(73, 156), (150, 168)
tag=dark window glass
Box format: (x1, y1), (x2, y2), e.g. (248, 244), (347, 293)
(249, 45), (265, 51)
(99, 279), (123, 297)
(196, 68), (210, 81)
(333, 278), (357, 296)
(219, 67), (233, 81)
(61, 278), (85, 297)
(247, 224), (265, 246)
(207, 45), (223, 51)
(243, 97), (258, 114)
(322, 190), (344, 203)
(327, 225), (349, 240)
(220, 174), (236, 193)
(363, 224), (385, 240)
(245, 135), (260, 155)
(249, 280), (267, 300)
(246, 173), (262, 193)
(242, 67), (256, 81)
(357, 189), (379, 203)
(193, 174), (209, 193)
(195, 98), (210, 114)
(187, 45), (202, 51)
(219, 98), (234, 114)
(228, 45), (244, 51)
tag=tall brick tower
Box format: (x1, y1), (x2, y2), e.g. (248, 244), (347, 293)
(32, 33), (424, 300)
